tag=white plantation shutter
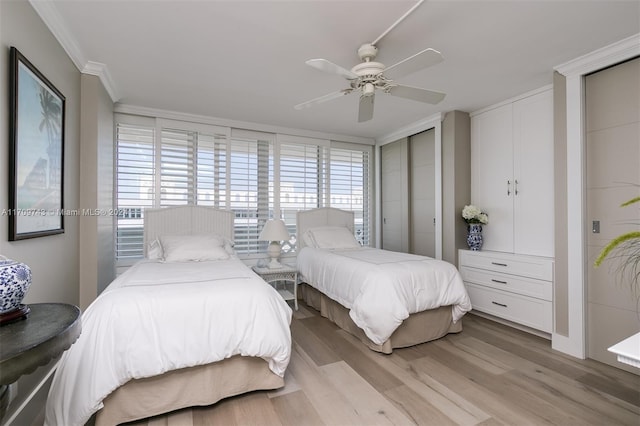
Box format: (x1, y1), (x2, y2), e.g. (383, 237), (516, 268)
(196, 133), (227, 208)
(279, 139), (328, 249)
(159, 128), (228, 208)
(228, 136), (273, 254)
(160, 128), (195, 206)
(330, 143), (372, 246)
(116, 123), (155, 259)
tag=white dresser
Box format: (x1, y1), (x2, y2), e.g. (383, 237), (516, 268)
(459, 249), (553, 333)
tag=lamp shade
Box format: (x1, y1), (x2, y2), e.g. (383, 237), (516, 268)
(259, 219), (289, 242)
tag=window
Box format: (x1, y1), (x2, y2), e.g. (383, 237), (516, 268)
(330, 144), (371, 246)
(115, 115), (372, 262)
(115, 122), (155, 259)
(278, 136), (329, 250)
(228, 136), (273, 254)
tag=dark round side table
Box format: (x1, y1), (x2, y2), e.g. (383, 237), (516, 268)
(0, 303), (81, 419)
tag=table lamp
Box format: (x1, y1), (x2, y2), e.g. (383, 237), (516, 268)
(258, 219), (290, 269)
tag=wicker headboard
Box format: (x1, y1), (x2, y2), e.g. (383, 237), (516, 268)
(143, 206), (234, 256)
(296, 207), (354, 250)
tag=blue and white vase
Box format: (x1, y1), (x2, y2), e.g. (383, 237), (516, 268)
(467, 224), (483, 251)
(0, 256), (32, 314)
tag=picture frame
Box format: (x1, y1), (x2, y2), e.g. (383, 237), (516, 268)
(9, 47), (65, 240)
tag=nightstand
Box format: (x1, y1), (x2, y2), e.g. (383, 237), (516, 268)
(252, 264), (298, 310)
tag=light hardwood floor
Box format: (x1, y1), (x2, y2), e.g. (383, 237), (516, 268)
(128, 303), (640, 426)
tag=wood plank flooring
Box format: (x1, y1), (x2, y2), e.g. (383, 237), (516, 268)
(128, 302), (640, 426)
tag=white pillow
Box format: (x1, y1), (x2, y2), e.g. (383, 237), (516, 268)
(222, 238), (237, 258)
(307, 226), (360, 249)
(160, 234), (230, 262)
(147, 238), (163, 260)
(302, 230), (317, 248)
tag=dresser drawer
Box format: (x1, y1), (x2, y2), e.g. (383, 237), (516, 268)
(459, 250), (553, 281)
(466, 283), (552, 332)
(460, 266), (552, 301)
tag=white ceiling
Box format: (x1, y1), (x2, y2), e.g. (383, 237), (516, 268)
(33, 0), (639, 140)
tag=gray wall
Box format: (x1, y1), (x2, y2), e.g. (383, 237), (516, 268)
(79, 74), (115, 308)
(0, 0), (81, 423)
(442, 110), (471, 266)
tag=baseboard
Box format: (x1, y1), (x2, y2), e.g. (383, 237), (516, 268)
(468, 310), (552, 340)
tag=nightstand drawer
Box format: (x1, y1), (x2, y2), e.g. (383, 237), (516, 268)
(459, 250), (553, 281)
(466, 283), (552, 332)
(460, 266), (552, 301)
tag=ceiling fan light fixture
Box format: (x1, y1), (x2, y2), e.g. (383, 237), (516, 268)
(362, 82), (375, 97)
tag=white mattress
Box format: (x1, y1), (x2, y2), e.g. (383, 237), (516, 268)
(297, 247), (472, 345)
(45, 259), (292, 426)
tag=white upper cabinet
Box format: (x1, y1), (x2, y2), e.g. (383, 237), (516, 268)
(471, 88), (554, 257)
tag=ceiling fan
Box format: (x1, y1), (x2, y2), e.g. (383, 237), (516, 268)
(294, 0), (445, 123)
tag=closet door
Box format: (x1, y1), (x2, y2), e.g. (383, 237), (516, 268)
(381, 139), (409, 252)
(409, 129), (435, 257)
(513, 90), (554, 256)
(586, 57), (640, 372)
(471, 104), (514, 253)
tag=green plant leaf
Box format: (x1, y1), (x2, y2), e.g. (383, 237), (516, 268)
(620, 196), (640, 207)
(594, 231), (640, 267)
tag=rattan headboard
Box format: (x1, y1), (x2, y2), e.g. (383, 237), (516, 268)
(143, 206), (234, 256)
(296, 207), (354, 250)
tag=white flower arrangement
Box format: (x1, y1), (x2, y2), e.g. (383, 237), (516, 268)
(462, 205), (489, 225)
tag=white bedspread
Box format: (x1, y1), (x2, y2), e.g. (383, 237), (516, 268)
(297, 247), (471, 345)
(45, 259), (292, 426)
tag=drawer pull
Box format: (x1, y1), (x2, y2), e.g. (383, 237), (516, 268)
(492, 301), (508, 308)
(491, 279), (507, 284)
(491, 262), (508, 267)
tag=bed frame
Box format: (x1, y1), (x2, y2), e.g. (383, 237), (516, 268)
(296, 207), (462, 354)
(95, 206), (284, 426)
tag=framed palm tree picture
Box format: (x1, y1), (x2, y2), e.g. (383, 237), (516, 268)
(9, 47), (65, 240)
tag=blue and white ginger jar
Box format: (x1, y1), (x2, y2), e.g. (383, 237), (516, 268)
(466, 224), (483, 251)
(0, 256), (32, 314)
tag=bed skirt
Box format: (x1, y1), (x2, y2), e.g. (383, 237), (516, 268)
(300, 283), (462, 354)
(94, 355), (284, 426)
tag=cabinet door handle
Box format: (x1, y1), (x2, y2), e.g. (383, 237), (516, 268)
(491, 262), (508, 267)
(491, 279), (507, 284)
(507, 180), (511, 196)
(492, 301), (508, 308)
(515, 179), (519, 196)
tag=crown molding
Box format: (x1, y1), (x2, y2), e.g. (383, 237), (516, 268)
(469, 84), (553, 117)
(82, 61), (120, 102)
(555, 33), (640, 77)
(29, 0), (86, 70)
(29, 1), (120, 102)
(376, 112), (443, 145)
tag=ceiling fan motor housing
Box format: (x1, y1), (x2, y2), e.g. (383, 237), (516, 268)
(357, 43), (378, 61)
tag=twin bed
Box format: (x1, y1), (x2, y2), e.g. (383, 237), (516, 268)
(45, 206), (293, 426)
(296, 208), (471, 353)
(45, 206), (470, 425)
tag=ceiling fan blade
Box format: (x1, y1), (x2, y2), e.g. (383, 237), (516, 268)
(384, 48), (444, 80)
(387, 84), (446, 104)
(358, 95), (375, 122)
(294, 89), (353, 110)
(306, 59), (358, 80)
